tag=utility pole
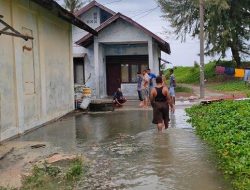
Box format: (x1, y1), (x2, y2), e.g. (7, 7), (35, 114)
(199, 0), (205, 98)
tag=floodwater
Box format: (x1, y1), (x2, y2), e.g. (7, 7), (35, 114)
(17, 104), (232, 190)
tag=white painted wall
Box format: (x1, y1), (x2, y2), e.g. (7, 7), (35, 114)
(73, 7), (100, 57)
(92, 20), (159, 97)
(0, 0), (74, 141)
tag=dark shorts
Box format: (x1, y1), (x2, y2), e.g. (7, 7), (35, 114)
(152, 101), (169, 124)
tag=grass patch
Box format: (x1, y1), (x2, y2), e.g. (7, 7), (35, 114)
(209, 81), (250, 94)
(165, 60), (250, 84)
(186, 100), (250, 190)
(175, 86), (193, 93)
(21, 157), (84, 190)
(166, 61), (216, 84)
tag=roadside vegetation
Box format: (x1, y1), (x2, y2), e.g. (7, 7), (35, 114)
(207, 81), (250, 97)
(173, 61), (216, 84)
(169, 60), (250, 96)
(0, 157), (85, 190)
(186, 100), (250, 190)
(23, 157), (84, 190)
(175, 86), (193, 93)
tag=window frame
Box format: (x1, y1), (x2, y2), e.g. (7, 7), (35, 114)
(121, 63), (148, 84)
(73, 58), (85, 84)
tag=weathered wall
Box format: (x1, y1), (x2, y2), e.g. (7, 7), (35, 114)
(84, 44), (95, 89)
(73, 6), (100, 56)
(93, 20), (156, 97)
(0, 0), (73, 141)
(97, 19), (151, 44)
(104, 44), (148, 56)
(153, 40), (161, 74)
(0, 0), (18, 140)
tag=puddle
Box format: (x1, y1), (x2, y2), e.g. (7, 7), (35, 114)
(2, 106), (232, 189)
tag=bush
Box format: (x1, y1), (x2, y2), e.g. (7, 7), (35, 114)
(186, 100), (250, 190)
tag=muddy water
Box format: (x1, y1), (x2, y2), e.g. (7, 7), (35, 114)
(19, 105), (232, 190)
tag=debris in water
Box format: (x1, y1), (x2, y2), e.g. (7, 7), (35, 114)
(31, 144), (46, 149)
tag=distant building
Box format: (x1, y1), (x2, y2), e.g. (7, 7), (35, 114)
(73, 1), (171, 97)
(0, 0), (96, 141)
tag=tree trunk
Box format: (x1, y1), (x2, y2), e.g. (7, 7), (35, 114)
(230, 45), (241, 67)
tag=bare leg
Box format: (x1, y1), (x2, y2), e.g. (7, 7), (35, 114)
(171, 96), (176, 105)
(163, 119), (169, 129)
(157, 123), (164, 132)
(139, 101), (144, 107)
(144, 97), (148, 108)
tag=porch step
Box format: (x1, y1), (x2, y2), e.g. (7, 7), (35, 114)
(89, 99), (114, 112)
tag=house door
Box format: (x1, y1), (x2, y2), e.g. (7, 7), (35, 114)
(106, 63), (121, 96)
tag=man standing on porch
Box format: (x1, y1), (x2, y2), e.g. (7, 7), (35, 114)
(141, 70), (150, 108)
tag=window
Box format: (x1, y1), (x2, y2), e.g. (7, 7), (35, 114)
(93, 12), (97, 23)
(131, 64), (138, 82)
(100, 9), (113, 23)
(74, 58), (85, 84)
(121, 63), (148, 83)
(121, 64), (129, 83)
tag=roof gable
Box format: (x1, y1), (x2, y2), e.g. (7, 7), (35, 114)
(75, 1), (116, 17)
(76, 13), (171, 54)
(31, 0), (97, 35)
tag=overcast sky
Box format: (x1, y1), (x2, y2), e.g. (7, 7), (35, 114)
(59, 0), (228, 66)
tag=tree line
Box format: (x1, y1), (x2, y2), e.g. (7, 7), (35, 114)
(157, 0), (250, 67)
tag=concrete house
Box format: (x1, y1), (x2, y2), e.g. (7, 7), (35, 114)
(73, 1), (171, 98)
(0, 0), (96, 141)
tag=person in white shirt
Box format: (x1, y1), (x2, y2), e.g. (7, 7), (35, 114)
(141, 70), (150, 108)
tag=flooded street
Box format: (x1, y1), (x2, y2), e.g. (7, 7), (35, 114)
(3, 103), (232, 189)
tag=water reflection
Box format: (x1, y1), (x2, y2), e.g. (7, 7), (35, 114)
(17, 108), (232, 190)
(170, 113), (176, 128)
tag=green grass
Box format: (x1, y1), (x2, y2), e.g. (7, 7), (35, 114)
(175, 86), (193, 93)
(166, 60), (250, 84)
(209, 81), (250, 92)
(167, 61), (216, 84)
(186, 100), (250, 190)
(21, 157), (84, 190)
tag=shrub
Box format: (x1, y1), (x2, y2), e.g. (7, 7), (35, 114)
(186, 100), (250, 190)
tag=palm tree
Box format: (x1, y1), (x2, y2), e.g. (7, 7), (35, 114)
(63, 0), (92, 13)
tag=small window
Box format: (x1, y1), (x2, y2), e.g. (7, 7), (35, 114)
(93, 12), (97, 19)
(131, 64), (139, 83)
(121, 64), (129, 83)
(93, 12), (97, 23)
(121, 64), (148, 83)
(74, 58), (85, 84)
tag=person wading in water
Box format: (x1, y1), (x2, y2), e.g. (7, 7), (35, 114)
(150, 76), (174, 132)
